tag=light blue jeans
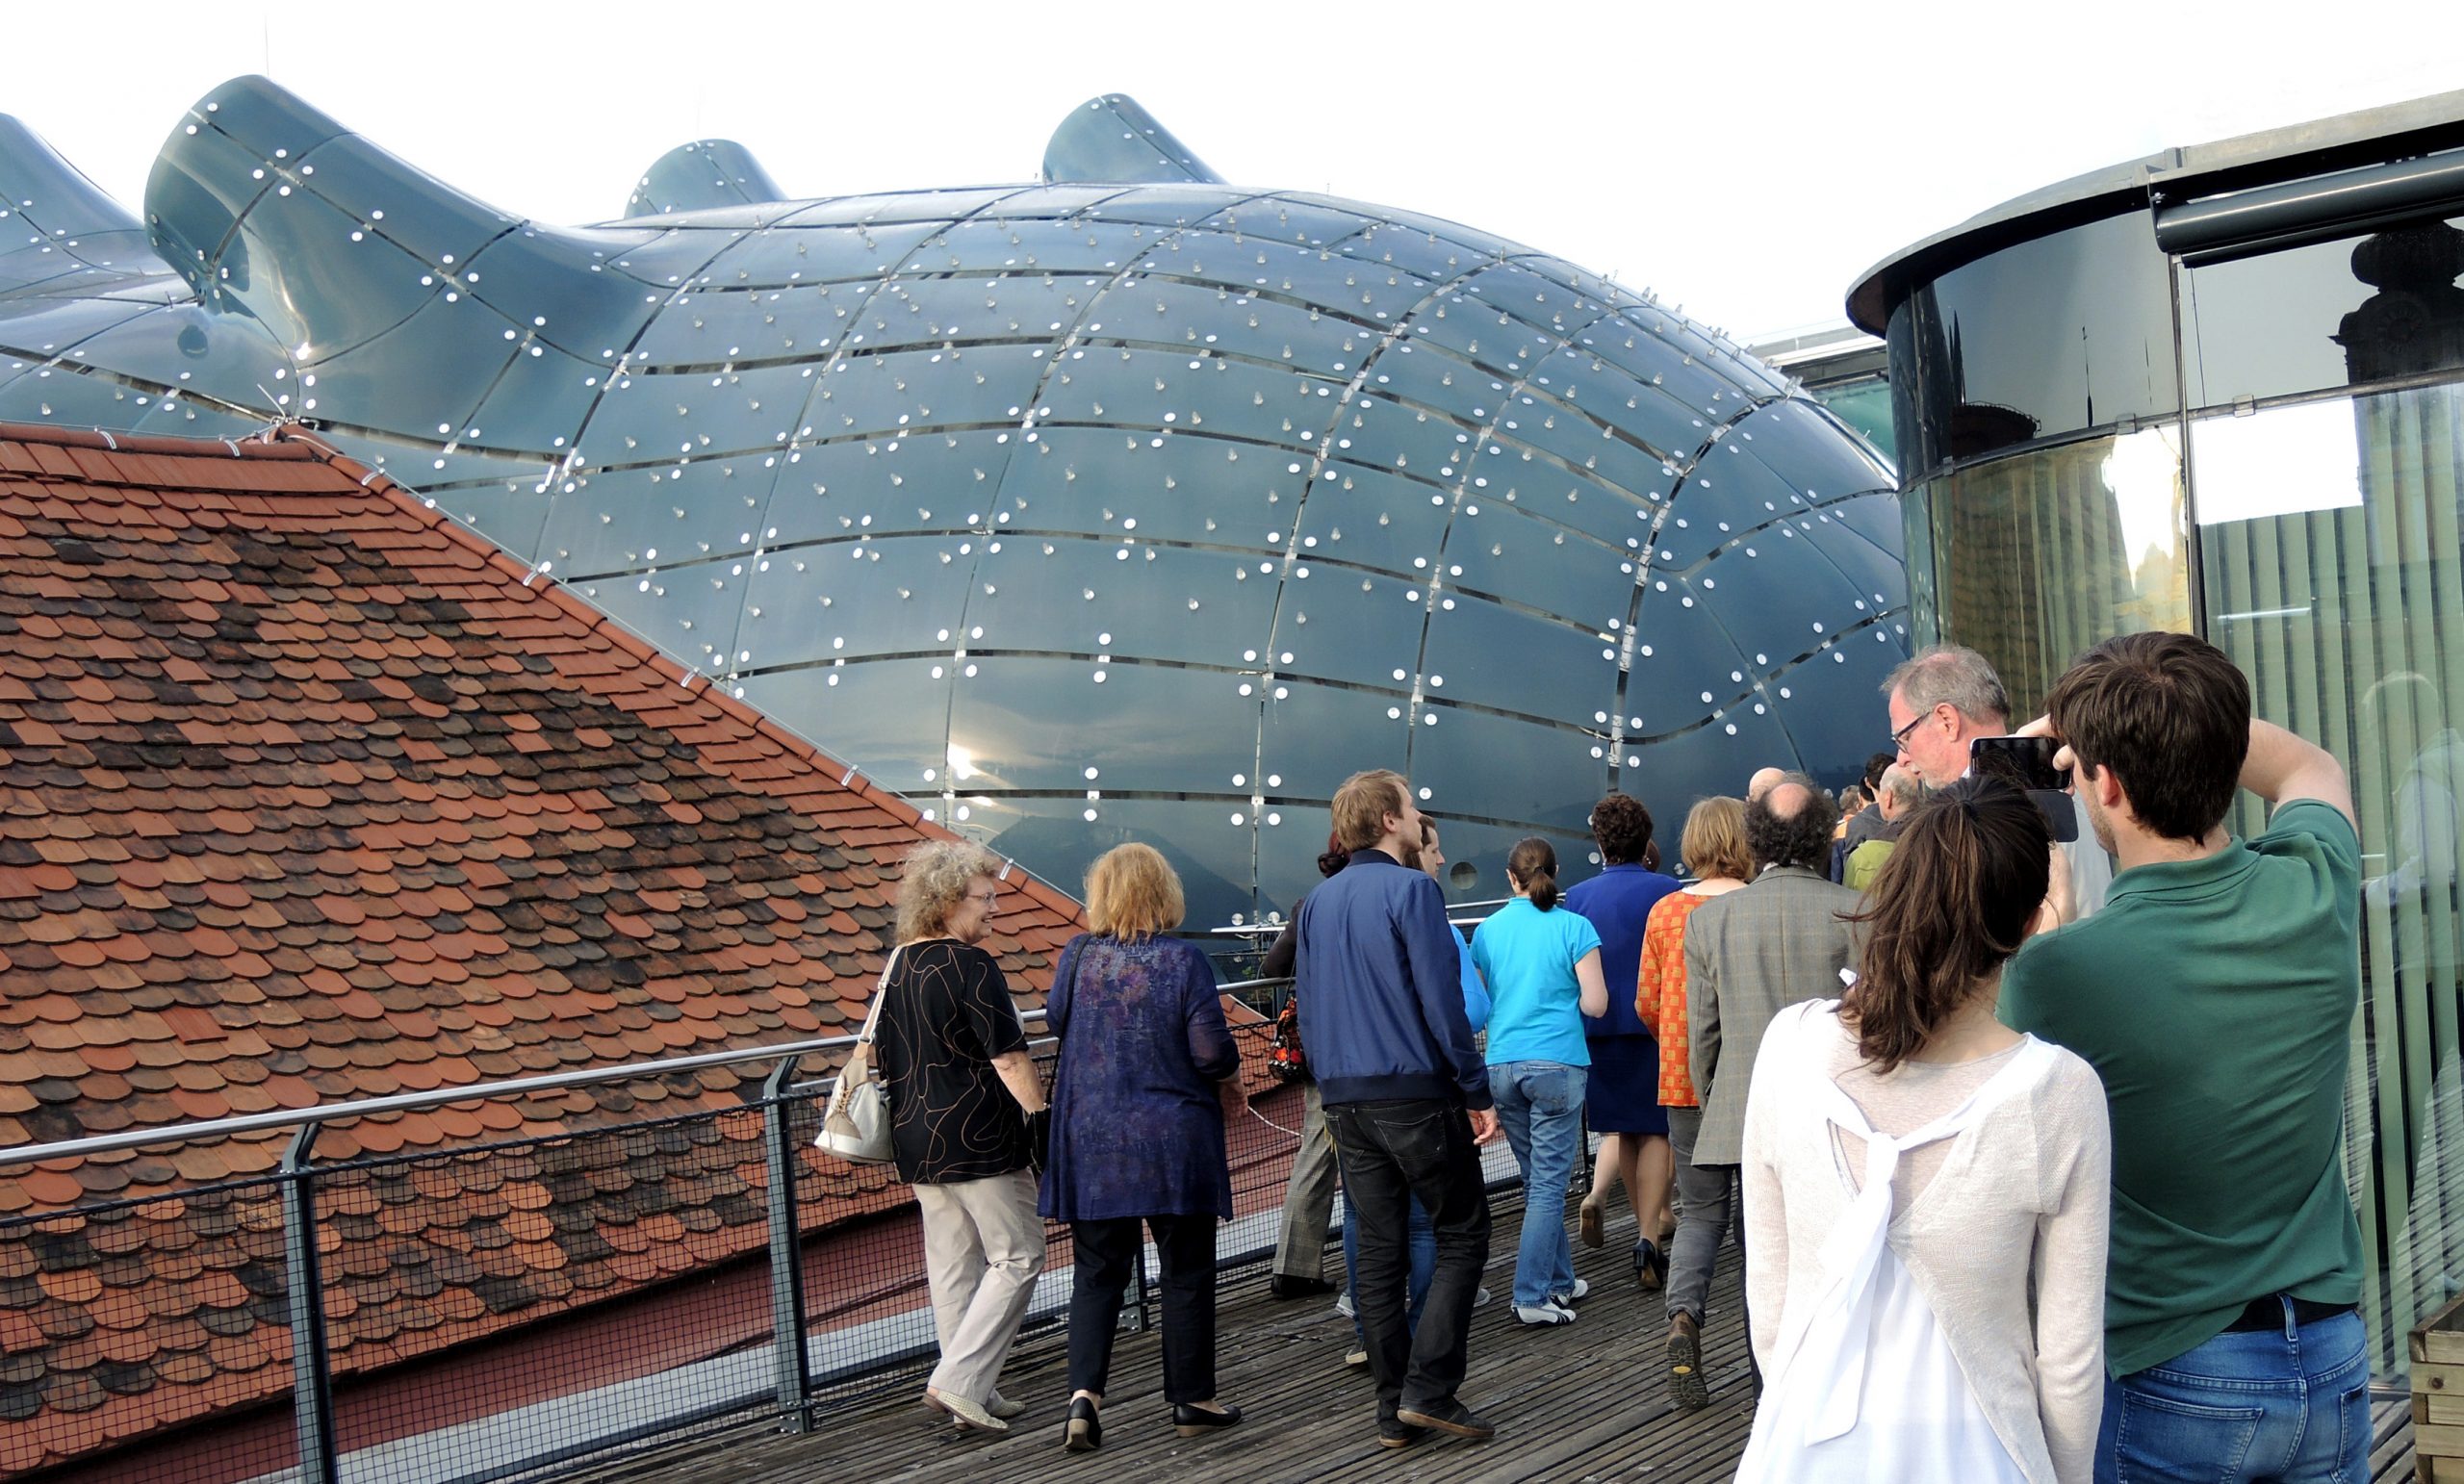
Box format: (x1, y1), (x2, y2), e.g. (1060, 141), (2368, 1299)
(1488, 1060), (1586, 1310)
(2094, 1301), (2369, 1484)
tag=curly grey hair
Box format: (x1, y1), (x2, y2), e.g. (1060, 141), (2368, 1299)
(896, 839), (1006, 944)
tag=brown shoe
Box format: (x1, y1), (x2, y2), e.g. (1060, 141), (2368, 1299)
(1577, 1195), (1604, 1250)
(1665, 1314), (1709, 1412)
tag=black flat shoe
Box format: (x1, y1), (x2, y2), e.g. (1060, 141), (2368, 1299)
(1268, 1273), (1335, 1299)
(1063, 1396), (1101, 1452)
(1171, 1401), (1245, 1438)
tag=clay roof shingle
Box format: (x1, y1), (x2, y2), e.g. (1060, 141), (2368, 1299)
(0, 422), (1085, 1474)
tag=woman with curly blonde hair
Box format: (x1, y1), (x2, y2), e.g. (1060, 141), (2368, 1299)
(874, 839), (1049, 1435)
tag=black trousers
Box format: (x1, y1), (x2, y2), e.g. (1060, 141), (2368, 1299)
(1324, 1098), (1492, 1420)
(1066, 1215), (1219, 1404)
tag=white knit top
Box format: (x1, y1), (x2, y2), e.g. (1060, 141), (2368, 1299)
(1740, 1001), (2111, 1484)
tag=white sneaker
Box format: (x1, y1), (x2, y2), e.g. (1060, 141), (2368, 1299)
(1550, 1278), (1591, 1305)
(1512, 1300), (1576, 1326)
(1474, 1286), (1492, 1308)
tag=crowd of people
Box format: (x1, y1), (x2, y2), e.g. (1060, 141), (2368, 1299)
(857, 631), (2369, 1483)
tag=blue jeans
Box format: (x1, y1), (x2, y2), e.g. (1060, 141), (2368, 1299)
(2094, 1302), (2369, 1484)
(1489, 1060), (1586, 1310)
(1342, 1193), (1435, 1343)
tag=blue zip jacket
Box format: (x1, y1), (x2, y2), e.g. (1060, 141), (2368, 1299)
(1294, 849), (1491, 1110)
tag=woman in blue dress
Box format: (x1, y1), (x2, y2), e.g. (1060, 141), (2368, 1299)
(1040, 843), (1247, 1451)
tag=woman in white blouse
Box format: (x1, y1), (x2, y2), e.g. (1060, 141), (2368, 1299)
(1736, 777), (2110, 1484)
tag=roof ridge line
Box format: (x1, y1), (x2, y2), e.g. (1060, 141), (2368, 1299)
(0, 418), (319, 460)
(268, 422), (1086, 925)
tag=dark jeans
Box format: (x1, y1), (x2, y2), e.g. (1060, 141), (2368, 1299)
(1342, 1190), (1437, 1343)
(1324, 1098), (1492, 1420)
(1066, 1215), (1218, 1404)
(2093, 1302), (2369, 1484)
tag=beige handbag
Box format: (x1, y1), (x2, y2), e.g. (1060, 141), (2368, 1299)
(816, 947), (902, 1164)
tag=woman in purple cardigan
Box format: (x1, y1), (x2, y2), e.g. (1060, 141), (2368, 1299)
(1039, 843), (1246, 1451)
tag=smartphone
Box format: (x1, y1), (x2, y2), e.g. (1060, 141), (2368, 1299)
(1968, 734), (2064, 791)
(1968, 735), (2079, 842)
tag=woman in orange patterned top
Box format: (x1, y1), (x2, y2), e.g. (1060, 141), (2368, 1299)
(1637, 795), (1750, 1390)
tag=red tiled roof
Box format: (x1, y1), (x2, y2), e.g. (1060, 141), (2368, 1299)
(0, 422), (1086, 1474)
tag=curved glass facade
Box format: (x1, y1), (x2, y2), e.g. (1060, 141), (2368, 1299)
(0, 78), (1908, 929)
(1876, 138), (2464, 1373)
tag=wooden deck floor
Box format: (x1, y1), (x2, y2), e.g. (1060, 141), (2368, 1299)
(564, 1200), (2423, 1484)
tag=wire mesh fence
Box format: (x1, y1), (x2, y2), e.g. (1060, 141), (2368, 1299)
(0, 978), (1450, 1484)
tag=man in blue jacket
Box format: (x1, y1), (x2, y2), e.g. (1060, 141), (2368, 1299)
(1297, 769), (1502, 1448)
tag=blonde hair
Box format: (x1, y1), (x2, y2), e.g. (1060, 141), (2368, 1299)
(1085, 842), (1186, 940)
(1679, 796), (1753, 882)
(1331, 769), (1409, 851)
(896, 839), (1005, 943)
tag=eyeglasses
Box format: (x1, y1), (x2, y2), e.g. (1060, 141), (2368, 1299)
(965, 889), (1000, 908)
(1887, 710), (1929, 754)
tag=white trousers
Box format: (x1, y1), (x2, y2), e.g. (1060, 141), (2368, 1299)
(913, 1169), (1045, 1402)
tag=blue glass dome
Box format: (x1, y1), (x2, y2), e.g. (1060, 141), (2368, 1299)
(0, 81), (1907, 926)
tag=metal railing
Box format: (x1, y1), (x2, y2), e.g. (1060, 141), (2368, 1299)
(0, 983), (1314, 1484)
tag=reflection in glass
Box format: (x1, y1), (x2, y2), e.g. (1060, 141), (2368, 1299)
(2199, 380), (2464, 1374)
(2185, 217), (2464, 411)
(1911, 425), (2192, 716)
(1887, 212), (2176, 473)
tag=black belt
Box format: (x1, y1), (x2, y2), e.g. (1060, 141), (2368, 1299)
(2220, 1294), (2357, 1333)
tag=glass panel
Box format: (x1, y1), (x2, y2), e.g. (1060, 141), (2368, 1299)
(1203, 196), (1373, 250)
(463, 343), (603, 454)
(2185, 216), (2464, 410)
(806, 343), (1046, 432)
(545, 451), (773, 579)
(945, 656), (1260, 795)
(1887, 211), (2177, 473)
(1329, 217), (1484, 281)
(725, 531), (975, 664)
(296, 296), (515, 443)
(958, 792), (1263, 944)
(1258, 684), (1413, 810)
(897, 217), (1149, 275)
(1418, 600), (1619, 725)
(965, 535), (1281, 665)
(2193, 382), (2464, 1379)
(1910, 425), (2194, 717)
(736, 656), (946, 787)
(290, 138), (515, 270)
(1810, 377), (1898, 467)
(1289, 461), (1453, 574)
(1406, 705), (1603, 837)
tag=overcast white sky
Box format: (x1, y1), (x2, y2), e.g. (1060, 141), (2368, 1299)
(11, 2), (2463, 340)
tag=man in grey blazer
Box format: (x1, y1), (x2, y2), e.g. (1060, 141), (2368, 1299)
(1663, 774), (1860, 1410)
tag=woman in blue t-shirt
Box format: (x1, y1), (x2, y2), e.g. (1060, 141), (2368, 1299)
(1470, 838), (1608, 1324)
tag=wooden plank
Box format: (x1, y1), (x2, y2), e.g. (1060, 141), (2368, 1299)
(565, 1194), (1761, 1484)
(560, 1206), (2432, 1484)
(2420, 1292), (2464, 1365)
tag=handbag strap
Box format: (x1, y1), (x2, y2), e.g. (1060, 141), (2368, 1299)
(855, 943), (904, 1047)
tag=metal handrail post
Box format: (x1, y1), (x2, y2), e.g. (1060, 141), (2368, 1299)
(760, 1057), (811, 1433)
(281, 1124), (340, 1484)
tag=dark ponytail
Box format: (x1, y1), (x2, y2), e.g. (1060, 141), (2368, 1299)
(1508, 837), (1560, 911)
(1317, 828), (1351, 880)
(1843, 776), (2049, 1073)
